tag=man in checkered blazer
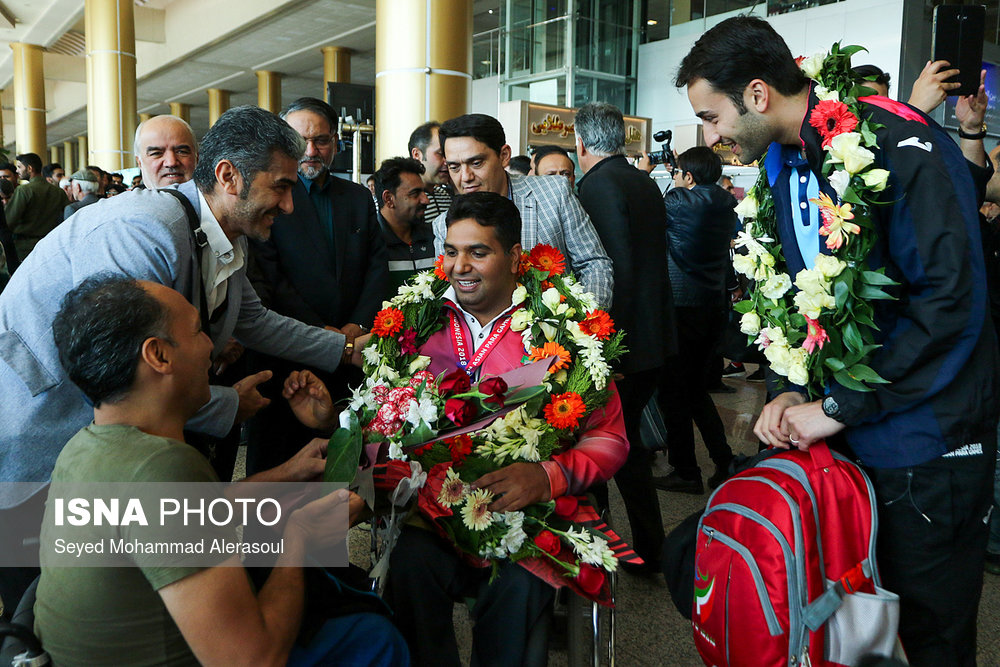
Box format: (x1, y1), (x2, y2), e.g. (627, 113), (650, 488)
(431, 113), (613, 309)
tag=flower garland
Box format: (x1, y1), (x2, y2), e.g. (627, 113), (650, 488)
(733, 43), (898, 398)
(347, 244), (628, 600)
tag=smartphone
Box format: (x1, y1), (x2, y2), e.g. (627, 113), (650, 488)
(932, 4), (986, 97)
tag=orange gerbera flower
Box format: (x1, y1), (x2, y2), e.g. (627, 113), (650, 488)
(529, 244), (566, 277)
(434, 255), (449, 281)
(544, 392), (586, 430)
(518, 253), (532, 277)
(529, 342), (572, 372)
(372, 307), (405, 337)
(578, 310), (615, 340)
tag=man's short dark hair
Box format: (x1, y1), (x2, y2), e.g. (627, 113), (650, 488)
(677, 146), (723, 185)
(575, 102), (626, 156)
(446, 192), (521, 252)
(0, 162), (15, 173)
(194, 105), (305, 196)
(374, 157), (425, 204)
(508, 155), (531, 175)
(675, 16), (808, 112)
(531, 145), (569, 170)
(280, 97), (339, 133)
(15, 153), (42, 175)
(853, 64), (891, 90)
(439, 114), (506, 157)
(52, 275), (172, 407)
(43, 163), (63, 179)
(408, 121), (441, 156)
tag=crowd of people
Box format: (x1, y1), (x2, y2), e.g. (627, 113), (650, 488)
(0, 12), (998, 667)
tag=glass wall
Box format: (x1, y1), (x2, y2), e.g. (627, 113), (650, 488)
(641, 0), (848, 43)
(499, 0), (640, 112)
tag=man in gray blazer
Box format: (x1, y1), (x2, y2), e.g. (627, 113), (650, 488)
(0, 106), (347, 615)
(430, 113), (613, 309)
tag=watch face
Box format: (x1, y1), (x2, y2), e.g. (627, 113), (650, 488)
(823, 396), (839, 416)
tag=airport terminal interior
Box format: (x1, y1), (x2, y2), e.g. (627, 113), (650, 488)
(1, 0), (1000, 665)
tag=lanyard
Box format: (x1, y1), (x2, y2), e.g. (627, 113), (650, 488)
(448, 309), (514, 377)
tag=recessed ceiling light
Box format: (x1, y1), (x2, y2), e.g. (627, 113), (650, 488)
(488, 8), (494, 13)
(647, 19), (658, 25)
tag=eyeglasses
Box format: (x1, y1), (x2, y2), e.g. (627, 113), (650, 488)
(303, 135), (334, 148)
(672, 168), (684, 176)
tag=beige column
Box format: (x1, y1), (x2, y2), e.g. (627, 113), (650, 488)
(139, 112), (153, 123)
(256, 71), (281, 113)
(85, 0), (137, 171)
(49, 146), (60, 165)
(63, 140), (75, 174)
(78, 135), (88, 167)
(168, 102), (190, 123)
(322, 46), (351, 102)
(375, 0), (471, 165)
(207, 88), (230, 126)
(10, 43), (47, 158)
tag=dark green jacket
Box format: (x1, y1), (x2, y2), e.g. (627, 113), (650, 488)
(7, 175), (69, 258)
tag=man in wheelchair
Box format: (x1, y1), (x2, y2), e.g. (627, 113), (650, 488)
(283, 193), (629, 666)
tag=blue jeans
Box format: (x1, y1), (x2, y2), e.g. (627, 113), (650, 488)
(287, 613), (409, 666)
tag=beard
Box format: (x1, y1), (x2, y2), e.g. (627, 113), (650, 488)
(298, 157), (329, 180)
(732, 111), (773, 166)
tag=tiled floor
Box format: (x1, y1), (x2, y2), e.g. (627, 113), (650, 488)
(347, 367), (1000, 666)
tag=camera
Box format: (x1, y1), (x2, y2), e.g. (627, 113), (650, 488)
(647, 130), (675, 168)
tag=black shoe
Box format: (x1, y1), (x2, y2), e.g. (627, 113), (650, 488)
(708, 382), (737, 394)
(653, 471), (704, 494)
(747, 367), (766, 383)
(707, 466), (731, 490)
(620, 561), (659, 577)
(986, 551), (1000, 576)
(721, 363), (745, 377)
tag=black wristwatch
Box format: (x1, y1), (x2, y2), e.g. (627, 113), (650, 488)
(821, 395), (843, 422)
(958, 123), (987, 140)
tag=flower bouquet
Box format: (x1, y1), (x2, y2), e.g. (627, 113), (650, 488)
(326, 245), (637, 604)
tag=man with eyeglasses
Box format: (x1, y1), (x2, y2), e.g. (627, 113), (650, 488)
(246, 97), (389, 473)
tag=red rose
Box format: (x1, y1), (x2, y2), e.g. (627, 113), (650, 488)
(478, 376), (508, 408)
(444, 398), (476, 426)
(439, 369), (472, 395)
(575, 563), (605, 595)
(553, 495), (579, 519)
(534, 530), (561, 556)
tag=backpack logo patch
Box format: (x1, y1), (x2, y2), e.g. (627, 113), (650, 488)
(694, 566), (716, 621)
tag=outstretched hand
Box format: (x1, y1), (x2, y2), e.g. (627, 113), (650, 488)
(955, 68), (988, 133)
(283, 370), (338, 431)
(233, 370), (272, 423)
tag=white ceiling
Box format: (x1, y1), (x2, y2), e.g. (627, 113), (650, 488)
(0, 0), (501, 150)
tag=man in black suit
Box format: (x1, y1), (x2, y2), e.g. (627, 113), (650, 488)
(575, 102), (676, 573)
(248, 97), (389, 472)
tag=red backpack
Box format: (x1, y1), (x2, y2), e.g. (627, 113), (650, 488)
(692, 442), (902, 666)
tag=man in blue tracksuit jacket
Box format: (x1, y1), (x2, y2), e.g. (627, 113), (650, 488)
(677, 16), (998, 666)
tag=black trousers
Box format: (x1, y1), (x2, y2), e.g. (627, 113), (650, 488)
(603, 367), (665, 564)
(0, 490), (45, 622)
(384, 526), (554, 667)
(658, 305), (733, 478)
(865, 433), (996, 667)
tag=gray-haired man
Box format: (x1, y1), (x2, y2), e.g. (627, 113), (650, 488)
(575, 101), (675, 571)
(0, 106), (350, 614)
